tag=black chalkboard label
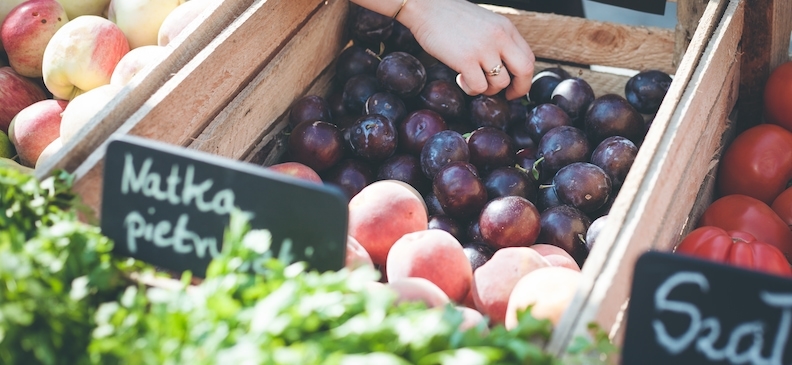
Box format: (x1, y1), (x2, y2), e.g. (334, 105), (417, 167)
(100, 135), (348, 277)
(622, 251), (792, 364)
(588, 0), (666, 15)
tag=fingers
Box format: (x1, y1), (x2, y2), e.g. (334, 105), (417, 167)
(456, 64), (489, 96)
(458, 43), (534, 99)
(502, 34), (535, 100)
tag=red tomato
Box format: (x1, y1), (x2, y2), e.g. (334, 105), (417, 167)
(764, 61), (792, 131)
(717, 124), (792, 205)
(698, 194), (792, 261)
(771, 186), (792, 228)
(677, 227), (792, 277)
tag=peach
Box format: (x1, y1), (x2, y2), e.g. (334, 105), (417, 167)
(56, 0), (111, 19)
(345, 235), (374, 271)
(267, 161), (323, 184)
(505, 266), (582, 329)
(348, 180), (428, 265)
(34, 136), (61, 170)
(386, 229), (472, 302)
(109, 45), (167, 87)
(158, 0), (212, 46)
(108, 0), (182, 49)
(59, 83), (121, 142)
(530, 244), (581, 271)
(456, 306), (487, 332)
(471, 247), (550, 324)
(386, 277), (450, 308)
(9, 99), (67, 167)
(1, 0), (68, 78)
(0, 66), (46, 133)
(42, 15), (129, 100)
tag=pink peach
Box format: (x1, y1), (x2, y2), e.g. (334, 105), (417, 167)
(348, 180), (428, 265)
(0, 66), (46, 133)
(471, 247), (550, 324)
(386, 229), (472, 302)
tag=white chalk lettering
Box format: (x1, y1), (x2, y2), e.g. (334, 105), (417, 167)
(653, 273), (792, 364)
(653, 271), (708, 354)
(122, 211), (221, 259)
(119, 153), (238, 216)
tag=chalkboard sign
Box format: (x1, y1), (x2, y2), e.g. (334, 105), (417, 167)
(622, 251), (792, 365)
(588, 0), (666, 15)
(100, 135), (348, 277)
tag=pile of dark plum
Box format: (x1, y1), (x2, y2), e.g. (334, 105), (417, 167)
(281, 5), (672, 269)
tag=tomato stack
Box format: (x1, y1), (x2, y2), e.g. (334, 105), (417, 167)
(675, 61), (792, 277)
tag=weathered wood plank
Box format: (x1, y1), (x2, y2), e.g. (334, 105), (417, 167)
(546, 0), (734, 356)
(551, 0), (743, 357)
(674, 0), (709, 68)
(188, 0), (348, 160)
(69, 0), (329, 217)
(35, 0), (256, 180)
(736, 0), (792, 130)
(485, 4), (676, 74)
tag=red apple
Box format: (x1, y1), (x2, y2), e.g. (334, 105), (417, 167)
(1, 0), (69, 77)
(267, 161), (322, 184)
(0, 66), (47, 133)
(9, 99), (67, 167)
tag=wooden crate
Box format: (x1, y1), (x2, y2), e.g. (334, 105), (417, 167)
(34, 0), (765, 357)
(549, 0), (792, 359)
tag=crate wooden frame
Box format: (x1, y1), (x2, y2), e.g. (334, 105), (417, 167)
(32, 0), (792, 359)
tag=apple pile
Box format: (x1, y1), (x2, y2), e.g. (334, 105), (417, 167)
(266, 5), (672, 327)
(0, 0), (212, 170)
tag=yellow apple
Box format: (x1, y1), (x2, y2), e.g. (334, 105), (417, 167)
(157, 0), (212, 47)
(59, 83), (121, 143)
(110, 45), (167, 86)
(42, 15), (129, 100)
(10, 99), (67, 167)
(56, 0), (111, 19)
(1, 0), (69, 78)
(108, 0), (182, 49)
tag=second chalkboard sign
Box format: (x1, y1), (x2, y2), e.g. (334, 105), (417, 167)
(100, 135), (348, 277)
(622, 251), (792, 365)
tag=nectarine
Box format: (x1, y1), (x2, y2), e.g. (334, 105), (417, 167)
(386, 229), (472, 303)
(471, 247), (550, 324)
(505, 266), (582, 329)
(348, 180), (428, 265)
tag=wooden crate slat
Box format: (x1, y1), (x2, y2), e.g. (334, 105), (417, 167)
(546, 0), (734, 355)
(68, 0), (328, 217)
(34, 0), (256, 180)
(551, 0), (744, 356)
(188, 0), (348, 160)
(244, 61), (338, 166)
(736, 0), (792, 129)
(485, 5), (676, 74)
(674, 0), (709, 67)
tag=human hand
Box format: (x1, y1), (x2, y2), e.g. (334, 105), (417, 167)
(396, 0), (535, 100)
